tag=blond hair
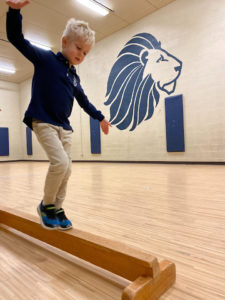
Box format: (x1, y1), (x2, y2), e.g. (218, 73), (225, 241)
(62, 18), (95, 46)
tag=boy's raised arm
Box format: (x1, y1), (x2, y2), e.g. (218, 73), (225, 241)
(6, 0), (49, 65)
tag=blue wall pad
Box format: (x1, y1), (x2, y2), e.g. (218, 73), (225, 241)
(165, 94), (185, 152)
(90, 117), (101, 154)
(0, 127), (9, 156)
(26, 127), (33, 155)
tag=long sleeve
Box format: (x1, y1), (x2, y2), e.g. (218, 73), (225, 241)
(6, 7), (48, 65)
(75, 81), (104, 122)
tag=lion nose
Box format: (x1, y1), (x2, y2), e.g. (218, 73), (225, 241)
(174, 65), (181, 72)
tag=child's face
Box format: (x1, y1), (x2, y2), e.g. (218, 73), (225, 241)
(62, 37), (92, 66)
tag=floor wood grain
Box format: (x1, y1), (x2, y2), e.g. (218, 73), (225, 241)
(0, 161), (225, 299)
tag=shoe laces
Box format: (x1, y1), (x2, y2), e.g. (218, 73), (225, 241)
(42, 204), (56, 217)
(56, 208), (67, 221)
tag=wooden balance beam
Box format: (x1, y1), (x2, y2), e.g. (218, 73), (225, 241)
(0, 206), (175, 300)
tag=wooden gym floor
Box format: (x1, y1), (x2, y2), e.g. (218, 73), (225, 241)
(0, 161), (225, 300)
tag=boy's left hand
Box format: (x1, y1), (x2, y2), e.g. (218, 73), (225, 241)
(100, 119), (112, 135)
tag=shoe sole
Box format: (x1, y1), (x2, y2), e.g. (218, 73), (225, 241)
(37, 205), (58, 230)
(57, 225), (73, 231)
(57, 224), (73, 231)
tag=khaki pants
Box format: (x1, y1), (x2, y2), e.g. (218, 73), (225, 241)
(32, 120), (72, 209)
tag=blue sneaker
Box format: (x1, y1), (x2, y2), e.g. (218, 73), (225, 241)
(56, 208), (72, 230)
(37, 201), (59, 230)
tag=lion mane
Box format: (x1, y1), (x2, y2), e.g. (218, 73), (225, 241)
(104, 33), (182, 131)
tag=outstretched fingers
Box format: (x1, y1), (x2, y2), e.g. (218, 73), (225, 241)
(100, 119), (112, 135)
(6, 0), (30, 9)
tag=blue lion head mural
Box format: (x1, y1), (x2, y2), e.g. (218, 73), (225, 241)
(104, 33), (182, 131)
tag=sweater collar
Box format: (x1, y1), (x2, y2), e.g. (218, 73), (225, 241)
(56, 52), (77, 74)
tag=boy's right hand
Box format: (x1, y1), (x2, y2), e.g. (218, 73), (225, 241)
(6, 0), (30, 9)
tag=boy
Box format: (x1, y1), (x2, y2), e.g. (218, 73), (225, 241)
(6, 0), (111, 230)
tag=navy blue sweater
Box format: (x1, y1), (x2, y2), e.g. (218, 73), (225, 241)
(6, 8), (104, 131)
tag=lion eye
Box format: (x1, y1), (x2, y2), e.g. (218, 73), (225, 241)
(157, 54), (168, 63)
